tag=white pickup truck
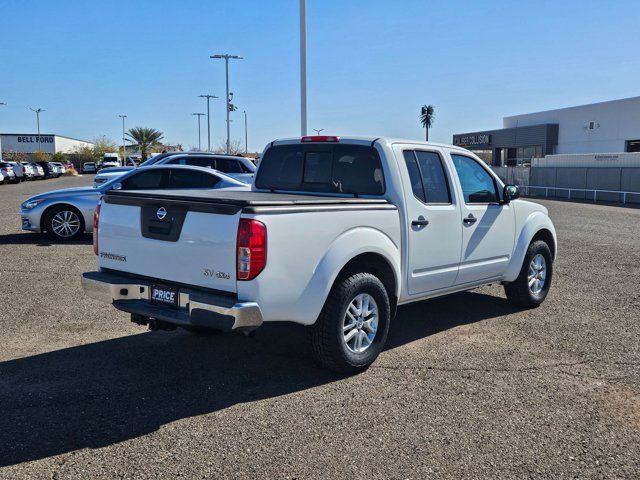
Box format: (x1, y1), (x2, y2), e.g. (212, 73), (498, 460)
(82, 136), (557, 372)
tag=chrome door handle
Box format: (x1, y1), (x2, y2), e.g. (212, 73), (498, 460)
(463, 214), (477, 225)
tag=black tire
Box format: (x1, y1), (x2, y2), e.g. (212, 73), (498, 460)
(43, 205), (85, 241)
(504, 240), (553, 308)
(311, 272), (391, 373)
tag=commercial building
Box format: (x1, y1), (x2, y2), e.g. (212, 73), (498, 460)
(0, 133), (94, 159)
(453, 96), (640, 166)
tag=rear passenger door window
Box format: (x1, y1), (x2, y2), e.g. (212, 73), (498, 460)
(121, 169), (168, 189)
(187, 157), (218, 169)
(168, 169), (221, 188)
(215, 158), (243, 173)
(403, 150), (451, 204)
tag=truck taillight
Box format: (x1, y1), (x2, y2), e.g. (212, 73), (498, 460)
(236, 218), (266, 281)
(93, 202), (101, 256)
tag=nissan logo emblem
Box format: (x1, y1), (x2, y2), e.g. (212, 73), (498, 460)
(156, 207), (167, 220)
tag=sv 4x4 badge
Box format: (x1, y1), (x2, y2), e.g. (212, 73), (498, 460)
(203, 268), (230, 280)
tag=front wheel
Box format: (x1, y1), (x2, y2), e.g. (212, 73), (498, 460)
(311, 272), (391, 373)
(504, 240), (553, 308)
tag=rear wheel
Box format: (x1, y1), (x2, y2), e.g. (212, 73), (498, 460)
(504, 240), (553, 308)
(311, 272), (390, 373)
(44, 205), (84, 241)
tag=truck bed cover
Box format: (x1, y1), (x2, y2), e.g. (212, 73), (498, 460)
(103, 189), (396, 214)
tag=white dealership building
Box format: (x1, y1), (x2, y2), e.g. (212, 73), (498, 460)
(453, 96), (640, 166)
(0, 133), (94, 159)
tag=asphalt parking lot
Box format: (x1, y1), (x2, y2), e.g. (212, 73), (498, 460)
(0, 175), (638, 479)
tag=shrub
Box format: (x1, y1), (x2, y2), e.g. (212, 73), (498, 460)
(32, 150), (48, 162)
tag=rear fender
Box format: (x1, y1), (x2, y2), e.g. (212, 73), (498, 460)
(295, 227), (401, 325)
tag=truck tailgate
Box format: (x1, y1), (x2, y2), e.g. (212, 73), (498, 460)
(97, 194), (240, 293)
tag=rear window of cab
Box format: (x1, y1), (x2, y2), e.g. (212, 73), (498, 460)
(255, 144), (385, 195)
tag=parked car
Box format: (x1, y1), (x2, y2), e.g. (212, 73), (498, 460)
(6, 162), (26, 182)
(34, 161), (57, 178)
(50, 162), (66, 176)
(82, 136), (558, 373)
(20, 165), (249, 240)
(30, 163), (45, 179)
(82, 162), (97, 173)
(0, 162), (17, 184)
(100, 153), (120, 170)
(20, 162), (37, 179)
(0, 168), (11, 184)
(63, 161), (74, 171)
(93, 152), (255, 187)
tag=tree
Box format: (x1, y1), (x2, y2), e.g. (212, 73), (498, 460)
(125, 127), (164, 161)
(51, 152), (68, 163)
(419, 105), (435, 141)
(73, 145), (96, 163)
(213, 139), (244, 156)
(92, 136), (119, 159)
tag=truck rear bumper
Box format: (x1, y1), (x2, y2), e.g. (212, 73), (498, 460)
(81, 270), (263, 331)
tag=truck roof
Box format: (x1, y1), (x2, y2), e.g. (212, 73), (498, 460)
(271, 136), (469, 152)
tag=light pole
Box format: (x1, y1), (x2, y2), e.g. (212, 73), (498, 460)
(118, 114), (127, 165)
(210, 54), (243, 154)
(243, 110), (248, 153)
(29, 108), (45, 152)
(300, 0), (307, 136)
(199, 94), (218, 151)
(313, 128), (324, 135)
(192, 113), (205, 150)
(0, 103), (5, 160)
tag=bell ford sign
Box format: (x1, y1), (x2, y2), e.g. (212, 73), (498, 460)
(453, 134), (492, 148)
(0, 134), (56, 154)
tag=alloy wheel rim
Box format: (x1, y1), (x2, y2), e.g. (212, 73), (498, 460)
(51, 211), (81, 238)
(343, 293), (379, 353)
(528, 254), (547, 295)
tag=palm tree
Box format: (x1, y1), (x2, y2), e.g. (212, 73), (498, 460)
(419, 105), (435, 141)
(125, 127), (164, 161)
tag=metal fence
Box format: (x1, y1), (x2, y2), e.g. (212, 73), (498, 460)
(520, 185), (640, 205)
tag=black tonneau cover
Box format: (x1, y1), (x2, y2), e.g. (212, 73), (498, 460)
(103, 189), (395, 215)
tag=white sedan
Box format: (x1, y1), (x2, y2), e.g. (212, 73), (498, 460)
(93, 152), (255, 187)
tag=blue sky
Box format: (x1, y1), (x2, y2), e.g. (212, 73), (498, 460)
(0, 0), (638, 151)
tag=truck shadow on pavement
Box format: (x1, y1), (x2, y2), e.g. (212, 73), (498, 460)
(0, 291), (519, 467)
(0, 232), (92, 246)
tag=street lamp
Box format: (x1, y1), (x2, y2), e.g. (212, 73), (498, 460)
(210, 54), (243, 154)
(29, 108), (45, 152)
(300, 0), (307, 136)
(199, 94), (218, 151)
(118, 114), (127, 165)
(313, 128), (324, 135)
(0, 103), (5, 160)
(192, 113), (205, 151)
(243, 110), (248, 153)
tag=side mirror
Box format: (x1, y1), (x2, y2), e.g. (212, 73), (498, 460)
(111, 182), (123, 191)
(503, 184), (520, 203)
